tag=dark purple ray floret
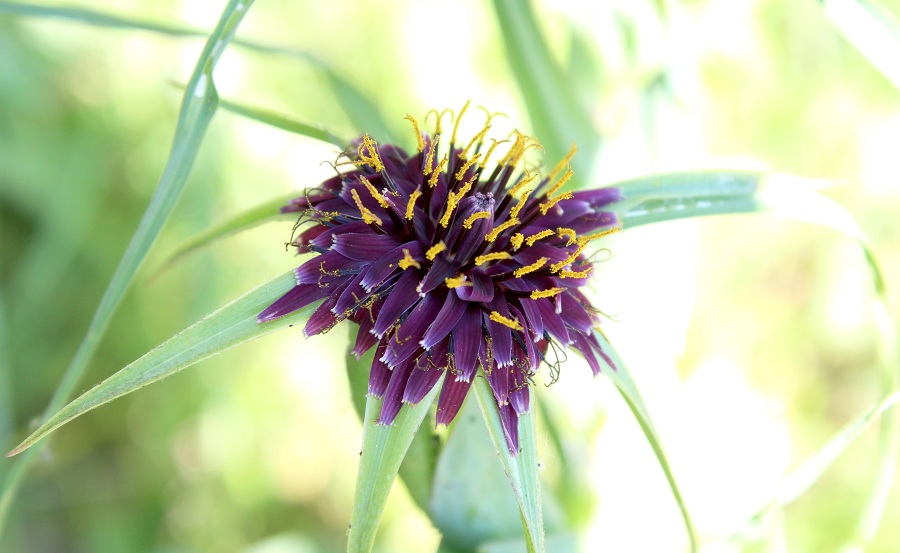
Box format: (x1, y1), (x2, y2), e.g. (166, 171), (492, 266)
(258, 105), (622, 454)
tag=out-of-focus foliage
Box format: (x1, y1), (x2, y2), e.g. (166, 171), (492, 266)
(2, 0), (900, 552)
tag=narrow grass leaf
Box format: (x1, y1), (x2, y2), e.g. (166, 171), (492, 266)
(473, 376), (544, 553)
(822, 0), (900, 90)
(6, 270), (311, 457)
(0, 0), (254, 536)
(491, 0), (600, 180)
(348, 385), (441, 553)
(218, 96), (347, 147)
(591, 329), (699, 552)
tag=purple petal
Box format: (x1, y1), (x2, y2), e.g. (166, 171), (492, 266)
(420, 292), (466, 349)
(303, 294), (340, 337)
(559, 291), (595, 333)
(332, 233), (403, 261)
(258, 283), (332, 322)
(435, 376), (473, 425)
(498, 401), (520, 454)
(486, 362), (511, 405)
(451, 306), (483, 382)
(351, 298), (383, 358)
(445, 193), (495, 260)
(510, 385), (530, 416)
(485, 296), (514, 367)
(295, 252), (364, 285)
(571, 332), (602, 376)
(378, 358), (416, 424)
(309, 221), (370, 250)
(381, 292), (442, 367)
(361, 241), (424, 291)
(368, 341), (391, 396)
(418, 256), (459, 296)
(373, 270), (422, 337)
(535, 296), (572, 345)
(403, 367), (443, 404)
(573, 186), (623, 208)
(455, 269), (494, 303)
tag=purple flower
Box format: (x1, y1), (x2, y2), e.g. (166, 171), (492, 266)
(258, 105), (622, 453)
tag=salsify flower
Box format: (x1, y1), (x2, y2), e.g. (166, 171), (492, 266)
(258, 104), (622, 453)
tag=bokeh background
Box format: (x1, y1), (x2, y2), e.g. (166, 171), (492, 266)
(2, 0), (900, 551)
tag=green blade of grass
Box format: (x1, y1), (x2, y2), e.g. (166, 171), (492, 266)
(822, 0), (900, 91)
(473, 376), (545, 553)
(348, 385), (441, 553)
(590, 330), (699, 552)
(218, 96), (348, 147)
(491, 0), (600, 181)
(6, 269), (311, 457)
(0, 0), (253, 537)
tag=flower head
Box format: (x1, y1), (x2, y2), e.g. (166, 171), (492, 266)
(258, 104), (622, 453)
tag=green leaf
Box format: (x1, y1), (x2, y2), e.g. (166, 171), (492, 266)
(152, 194), (298, 277)
(472, 376), (545, 553)
(821, 0), (900, 91)
(6, 270), (310, 457)
(218, 96), (348, 147)
(0, 0), (254, 537)
(348, 384), (441, 553)
(590, 329), (699, 552)
(490, 0), (601, 181)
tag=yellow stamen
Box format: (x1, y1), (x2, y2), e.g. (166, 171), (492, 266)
(548, 143), (577, 180)
(484, 218), (519, 242)
(499, 131), (532, 167)
(360, 176), (390, 208)
(489, 311), (523, 331)
(404, 115), (425, 153)
(513, 257), (548, 278)
(350, 189), (383, 226)
(544, 167), (574, 200)
(462, 125), (490, 159)
(538, 191), (573, 215)
(579, 226), (622, 243)
(439, 177), (476, 227)
(557, 227), (577, 246)
(480, 138), (506, 170)
(524, 229), (554, 247)
(509, 195), (531, 219)
(530, 287), (565, 300)
(474, 251), (512, 266)
(550, 241), (588, 273)
(357, 134), (384, 173)
(451, 100), (471, 146)
(423, 134), (440, 176)
(454, 153), (481, 181)
(509, 170), (538, 198)
(463, 211), (492, 229)
(428, 155), (447, 187)
(405, 189), (421, 220)
(509, 233), (525, 250)
(398, 248), (421, 270)
(426, 241), (446, 261)
(558, 266), (593, 279)
(445, 275), (471, 288)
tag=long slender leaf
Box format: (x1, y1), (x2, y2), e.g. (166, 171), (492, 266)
(473, 376), (544, 553)
(348, 384), (441, 553)
(218, 96), (348, 147)
(6, 270), (310, 457)
(591, 330), (699, 552)
(822, 0), (900, 91)
(491, 0), (600, 180)
(0, 0), (254, 537)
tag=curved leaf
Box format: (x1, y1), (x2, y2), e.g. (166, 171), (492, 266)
(347, 384), (441, 553)
(218, 96), (347, 147)
(6, 270), (310, 457)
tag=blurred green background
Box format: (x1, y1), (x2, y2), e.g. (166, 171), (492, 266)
(2, 0), (900, 551)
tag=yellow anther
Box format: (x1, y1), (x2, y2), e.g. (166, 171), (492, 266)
(513, 257), (548, 278)
(350, 189), (383, 226)
(499, 131), (531, 167)
(445, 275), (471, 288)
(480, 138), (507, 170)
(544, 167), (574, 200)
(360, 176), (390, 208)
(558, 266), (593, 279)
(485, 218), (519, 242)
(404, 115), (425, 153)
(451, 100), (471, 146)
(439, 177), (475, 227)
(357, 134), (384, 173)
(509, 233), (525, 250)
(509, 194), (531, 219)
(538, 191), (573, 215)
(489, 311), (523, 331)
(579, 226), (622, 243)
(524, 229), (554, 247)
(530, 287), (565, 300)
(423, 134), (440, 176)
(550, 241), (588, 273)
(454, 153), (481, 181)
(463, 211), (492, 229)
(557, 227), (577, 246)
(462, 125), (490, 159)
(474, 251), (512, 266)
(405, 190), (421, 220)
(548, 143), (578, 180)
(426, 241), (446, 261)
(509, 170), (538, 198)
(398, 249), (421, 270)
(428, 156), (447, 187)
